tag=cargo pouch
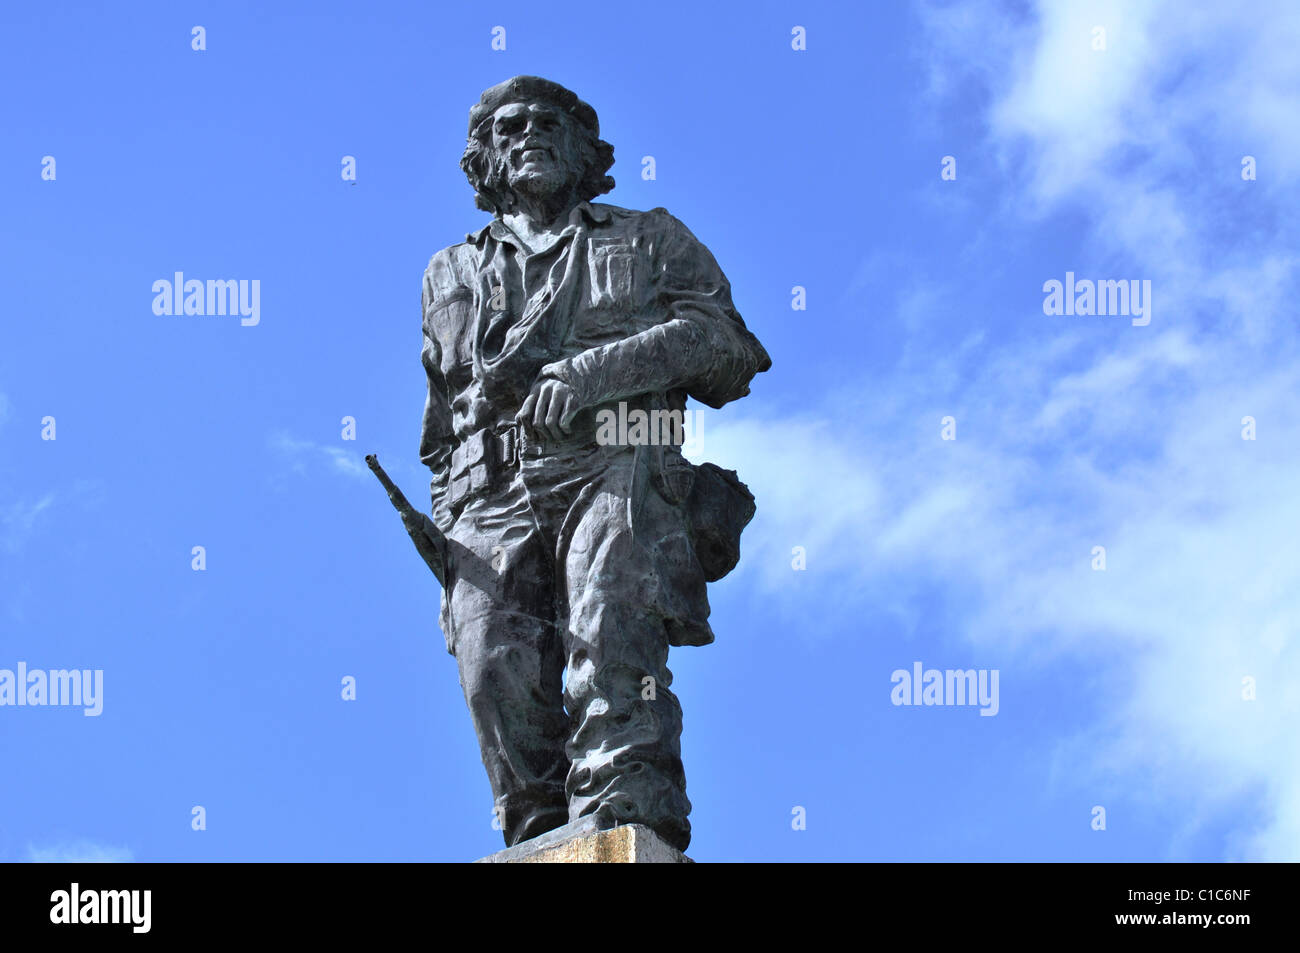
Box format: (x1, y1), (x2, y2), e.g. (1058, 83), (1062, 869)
(685, 462), (757, 582)
(447, 427), (517, 513)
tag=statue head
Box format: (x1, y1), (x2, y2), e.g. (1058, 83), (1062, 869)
(461, 76), (615, 216)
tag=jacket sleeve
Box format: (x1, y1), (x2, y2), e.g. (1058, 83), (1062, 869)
(538, 211), (770, 411)
(418, 254), (458, 531)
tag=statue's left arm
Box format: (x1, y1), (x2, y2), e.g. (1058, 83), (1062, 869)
(538, 210), (771, 414)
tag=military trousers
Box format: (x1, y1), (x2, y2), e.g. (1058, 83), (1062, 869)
(439, 440), (705, 851)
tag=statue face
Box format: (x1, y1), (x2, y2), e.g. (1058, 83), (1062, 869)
(488, 101), (582, 203)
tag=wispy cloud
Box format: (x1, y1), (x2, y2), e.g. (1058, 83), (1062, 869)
(27, 840), (134, 863)
(270, 433), (369, 480)
(2, 493), (56, 554)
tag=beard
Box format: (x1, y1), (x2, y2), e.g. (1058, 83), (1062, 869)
(487, 145), (584, 213)
(508, 163), (572, 200)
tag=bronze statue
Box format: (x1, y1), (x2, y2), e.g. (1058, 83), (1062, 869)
(373, 76), (769, 852)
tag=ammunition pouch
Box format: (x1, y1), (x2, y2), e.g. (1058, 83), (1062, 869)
(447, 426), (519, 513)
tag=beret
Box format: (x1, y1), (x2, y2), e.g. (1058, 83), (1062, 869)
(468, 75), (600, 138)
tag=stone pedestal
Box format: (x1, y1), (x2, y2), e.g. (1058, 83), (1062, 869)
(475, 817), (692, 863)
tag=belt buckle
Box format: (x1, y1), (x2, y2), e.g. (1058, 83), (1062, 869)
(515, 424), (550, 459)
(497, 424), (518, 467)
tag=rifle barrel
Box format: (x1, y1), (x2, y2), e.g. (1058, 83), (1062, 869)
(365, 453), (447, 587)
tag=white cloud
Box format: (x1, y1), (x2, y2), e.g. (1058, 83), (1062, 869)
(27, 840), (134, 863)
(711, 340), (1300, 856)
(2, 493), (56, 554)
(271, 433), (369, 480)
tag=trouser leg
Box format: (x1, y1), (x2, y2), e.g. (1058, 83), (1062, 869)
(442, 482), (569, 846)
(558, 483), (693, 851)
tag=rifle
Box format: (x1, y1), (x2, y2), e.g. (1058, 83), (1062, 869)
(365, 454), (447, 588)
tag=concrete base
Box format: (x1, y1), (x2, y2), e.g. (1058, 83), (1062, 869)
(475, 817), (692, 864)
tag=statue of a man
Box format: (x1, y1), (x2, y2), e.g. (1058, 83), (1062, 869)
(418, 76), (770, 851)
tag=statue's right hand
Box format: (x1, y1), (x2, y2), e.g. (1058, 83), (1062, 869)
(516, 377), (579, 443)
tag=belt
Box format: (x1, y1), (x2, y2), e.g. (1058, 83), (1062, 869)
(447, 416), (607, 511)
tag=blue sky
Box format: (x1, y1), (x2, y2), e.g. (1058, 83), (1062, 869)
(2, 0), (1297, 862)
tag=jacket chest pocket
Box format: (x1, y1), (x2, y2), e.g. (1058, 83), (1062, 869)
(587, 239), (635, 309)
